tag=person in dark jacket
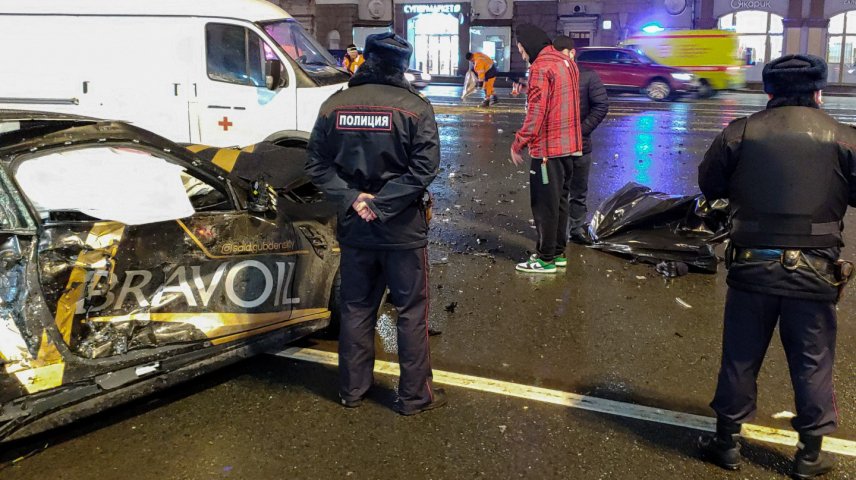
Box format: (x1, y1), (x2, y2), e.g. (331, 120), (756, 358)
(552, 35), (609, 244)
(305, 32), (446, 416)
(697, 54), (856, 479)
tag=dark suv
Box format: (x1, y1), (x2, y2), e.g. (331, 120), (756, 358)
(575, 47), (698, 101)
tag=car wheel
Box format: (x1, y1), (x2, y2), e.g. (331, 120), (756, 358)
(697, 80), (715, 99)
(325, 269), (342, 337)
(645, 80), (672, 101)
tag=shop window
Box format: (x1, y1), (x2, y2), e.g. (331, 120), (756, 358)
(718, 10), (783, 81)
(327, 30), (341, 50)
(206, 23), (266, 87)
(469, 27), (511, 72)
(827, 12), (856, 84)
(353, 26), (393, 50)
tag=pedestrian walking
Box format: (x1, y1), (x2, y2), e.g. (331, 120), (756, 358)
(510, 25), (583, 274)
(305, 32), (446, 415)
(697, 54), (856, 478)
(552, 35), (608, 244)
(342, 44), (364, 74)
(466, 51), (499, 107)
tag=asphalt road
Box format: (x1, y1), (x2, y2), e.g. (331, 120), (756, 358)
(3, 88), (855, 479)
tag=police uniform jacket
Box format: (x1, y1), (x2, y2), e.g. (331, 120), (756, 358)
(698, 102), (856, 300)
(305, 63), (440, 250)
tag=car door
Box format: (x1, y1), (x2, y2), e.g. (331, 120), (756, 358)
(194, 21), (298, 147)
(0, 161), (52, 399)
(11, 143), (306, 361)
(577, 50), (619, 87)
(611, 51), (648, 88)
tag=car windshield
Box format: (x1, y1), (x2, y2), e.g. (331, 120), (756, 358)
(260, 19), (340, 73)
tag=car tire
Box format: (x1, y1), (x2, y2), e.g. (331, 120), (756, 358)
(325, 269), (343, 337)
(645, 79), (672, 101)
(697, 79), (715, 99)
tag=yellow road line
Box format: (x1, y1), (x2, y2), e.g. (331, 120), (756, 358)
(274, 347), (856, 457)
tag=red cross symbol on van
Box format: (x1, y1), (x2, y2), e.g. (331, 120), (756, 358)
(218, 116), (233, 131)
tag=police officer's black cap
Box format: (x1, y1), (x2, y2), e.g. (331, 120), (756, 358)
(763, 54), (827, 96)
(364, 32), (413, 71)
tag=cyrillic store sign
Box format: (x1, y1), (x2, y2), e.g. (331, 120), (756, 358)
(730, 0), (772, 9)
(403, 4), (462, 14)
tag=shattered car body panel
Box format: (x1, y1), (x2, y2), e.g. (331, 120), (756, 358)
(0, 111), (339, 441)
(588, 183), (729, 272)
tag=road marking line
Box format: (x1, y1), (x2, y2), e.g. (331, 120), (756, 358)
(274, 347), (856, 457)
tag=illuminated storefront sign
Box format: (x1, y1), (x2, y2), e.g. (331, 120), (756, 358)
(403, 4), (462, 14)
(730, 0), (772, 8)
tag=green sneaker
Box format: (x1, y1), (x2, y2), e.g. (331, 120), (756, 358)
(516, 258), (557, 274)
(554, 256), (568, 267)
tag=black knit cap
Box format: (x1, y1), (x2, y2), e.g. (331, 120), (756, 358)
(763, 54), (827, 96)
(364, 32), (412, 71)
(516, 24), (551, 62)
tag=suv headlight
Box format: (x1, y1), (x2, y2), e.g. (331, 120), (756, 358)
(405, 72), (416, 82)
(671, 73), (693, 81)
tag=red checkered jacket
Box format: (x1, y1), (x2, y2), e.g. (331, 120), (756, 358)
(512, 47), (582, 159)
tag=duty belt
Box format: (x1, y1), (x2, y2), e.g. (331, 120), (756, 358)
(734, 248), (835, 276)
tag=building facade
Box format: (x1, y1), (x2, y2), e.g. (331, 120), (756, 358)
(268, 0), (856, 84)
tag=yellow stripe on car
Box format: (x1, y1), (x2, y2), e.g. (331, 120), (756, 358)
(211, 148), (241, 172)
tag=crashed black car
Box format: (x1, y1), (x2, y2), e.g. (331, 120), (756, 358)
(0, 111), (339, 442)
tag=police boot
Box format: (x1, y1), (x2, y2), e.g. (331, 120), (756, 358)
(792, 434), (835, 479)
(697, 421), (741, 470)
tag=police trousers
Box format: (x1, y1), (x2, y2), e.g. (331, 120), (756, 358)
(338, 246), (435, 411)
(711, 287), (838, 436)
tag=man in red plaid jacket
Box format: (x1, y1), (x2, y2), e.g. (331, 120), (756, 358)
(511, 24), (583, 274)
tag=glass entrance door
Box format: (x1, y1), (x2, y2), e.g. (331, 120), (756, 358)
(408, 13), (460, 75)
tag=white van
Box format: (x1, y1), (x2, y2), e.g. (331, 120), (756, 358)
(0, 0), (349, 147)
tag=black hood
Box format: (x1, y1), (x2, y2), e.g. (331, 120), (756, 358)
(348, 32), (415, 92)
(348, 58), (415, 92)
(516, 24), (551, 63)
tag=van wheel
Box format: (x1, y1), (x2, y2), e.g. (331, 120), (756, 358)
(697, 80), (715, 99)
(645, 80), (672, 101)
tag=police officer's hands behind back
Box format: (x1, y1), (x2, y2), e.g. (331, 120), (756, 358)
(353, 192), (377, 222)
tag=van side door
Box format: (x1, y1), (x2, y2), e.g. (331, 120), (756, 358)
(194, 22), (298, 147)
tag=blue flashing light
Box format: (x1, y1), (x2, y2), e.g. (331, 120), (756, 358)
(641, 23), (665, 34)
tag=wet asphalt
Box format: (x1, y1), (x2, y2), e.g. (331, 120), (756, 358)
(2, 88), (856, 479)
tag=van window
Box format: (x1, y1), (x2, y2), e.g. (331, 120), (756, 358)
(260, 19), (350, 86)
(206, 24), (266, 87)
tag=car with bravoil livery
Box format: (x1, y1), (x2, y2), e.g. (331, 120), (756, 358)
(0, 111), (341, 442)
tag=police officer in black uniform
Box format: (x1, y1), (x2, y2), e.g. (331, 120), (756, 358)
(697, 54), (856, 479)
(305, 32), (445, 415)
